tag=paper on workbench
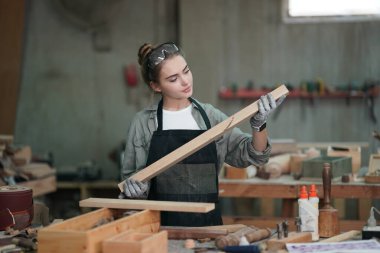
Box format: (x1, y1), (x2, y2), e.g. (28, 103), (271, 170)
(287, 239), (380, 253)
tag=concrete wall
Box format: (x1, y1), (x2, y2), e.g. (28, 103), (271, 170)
(180, 0), (380, 159)
(15, 0), (380, 181)
(15, 0), (177, 179)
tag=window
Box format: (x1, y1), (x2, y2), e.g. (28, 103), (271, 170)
(282, 0), (380, 23)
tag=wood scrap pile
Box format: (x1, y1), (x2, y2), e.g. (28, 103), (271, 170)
(0, 135), (55, 187)
(223, 144), (323, 180)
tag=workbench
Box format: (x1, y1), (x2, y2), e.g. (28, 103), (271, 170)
(219, 175), (379, 231)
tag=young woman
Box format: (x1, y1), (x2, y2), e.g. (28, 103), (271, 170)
(120, 42), (285, 226)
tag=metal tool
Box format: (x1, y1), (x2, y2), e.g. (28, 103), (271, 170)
(283, 220), (289, 237)
(295, 217), (302, 232)
(277, 223), (283, 239)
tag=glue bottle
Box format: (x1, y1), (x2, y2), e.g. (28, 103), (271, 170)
(298, 186), (318, 238)
(298, 185), (309, 232)
(308, 184), (319, 241)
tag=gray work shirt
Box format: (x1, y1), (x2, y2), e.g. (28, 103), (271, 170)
(121, 98), (271, 179)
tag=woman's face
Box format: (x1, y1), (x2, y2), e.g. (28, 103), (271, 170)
(150, 55), (193, 101)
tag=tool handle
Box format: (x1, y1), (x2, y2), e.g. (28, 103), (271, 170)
(224, 245), (260, 253)
(322, 163), (332, 208)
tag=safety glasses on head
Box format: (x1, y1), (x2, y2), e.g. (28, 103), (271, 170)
(147, 42), (180, 67)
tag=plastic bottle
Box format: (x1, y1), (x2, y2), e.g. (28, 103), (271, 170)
(298, 185), (309, 232)
(298, 186), (318, 236)
(308, 184), (319, 241)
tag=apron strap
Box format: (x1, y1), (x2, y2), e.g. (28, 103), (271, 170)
(157, 98), (211, 131)
(157, 99), (164, 131)
(189, 97), (211, 130)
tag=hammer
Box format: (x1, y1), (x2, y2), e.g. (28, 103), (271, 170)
(318, 163), (339, 237)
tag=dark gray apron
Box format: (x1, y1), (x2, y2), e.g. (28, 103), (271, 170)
(146, 98), (222, 226)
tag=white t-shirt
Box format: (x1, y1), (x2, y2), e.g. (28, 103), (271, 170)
(161, 105), (200, 130)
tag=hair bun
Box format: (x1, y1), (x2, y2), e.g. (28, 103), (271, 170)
(138, 43), (154, 65)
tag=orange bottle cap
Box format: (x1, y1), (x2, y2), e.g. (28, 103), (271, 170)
(309, 184), (318, 197)
(299, 185), (308, 199)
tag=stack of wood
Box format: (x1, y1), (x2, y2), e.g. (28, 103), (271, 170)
(0, 135), (56, 188)
(223, 144), (324, 180)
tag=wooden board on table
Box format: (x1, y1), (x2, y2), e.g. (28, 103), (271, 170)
(103, 230), (168, 253)
(80, 198), (215, 213)
(118, 85), (289, 190)
(38, 208), (160, 253)
(267, 232), (312, 251)
(19, 174), (56, 197)
(159, 226), (227, 239)
(19, 163), (56, 179)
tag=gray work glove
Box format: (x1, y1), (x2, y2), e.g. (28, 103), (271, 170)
(118, 178), (150, 199)
(250, 94), (286, 131)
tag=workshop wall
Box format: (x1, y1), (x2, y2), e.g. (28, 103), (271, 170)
(181, 0), (380, 158)
(15, 0), (177, 180)
(15, 0), (380, 181)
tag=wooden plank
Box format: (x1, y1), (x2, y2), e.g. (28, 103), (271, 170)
(19, 175), (56, 197)
(159, 226), (227, 239)
(200, 224), (247, 233)
(79, 198), (215, 213)
(320, 230), (361, 243)
(119, 85), (289, 190)
(267, 232), (312, 251)
(103, 230), (168, 253)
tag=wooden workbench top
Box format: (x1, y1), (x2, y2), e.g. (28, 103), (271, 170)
(219, 175), (380, 199)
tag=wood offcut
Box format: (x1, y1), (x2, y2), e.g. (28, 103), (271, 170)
(79, 198), (215, 213)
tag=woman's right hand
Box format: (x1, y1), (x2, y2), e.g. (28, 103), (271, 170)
(118, 178), (150, 199)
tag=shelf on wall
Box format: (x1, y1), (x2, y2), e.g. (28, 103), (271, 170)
(218, 87), (380, 100)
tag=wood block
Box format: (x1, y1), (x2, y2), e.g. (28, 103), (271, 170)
(38, 208), (160, 253)
(319, 208), (340, 238)
(264, 154), (291, 177)
(327, 146), (361, 174)
(19, 174), (56, 197)
(19, 163), (55, 179)
(103, 230), (167, 253)
(266, 232), (312, 251)
(79, 198), (215, 213)
(225, 165), (247, 179)
(12, 146), (32, 166)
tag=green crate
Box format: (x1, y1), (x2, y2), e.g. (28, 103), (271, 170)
(301, 156), (352, 178)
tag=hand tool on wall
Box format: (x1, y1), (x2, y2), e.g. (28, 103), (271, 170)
(319, 163), (339, 237)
